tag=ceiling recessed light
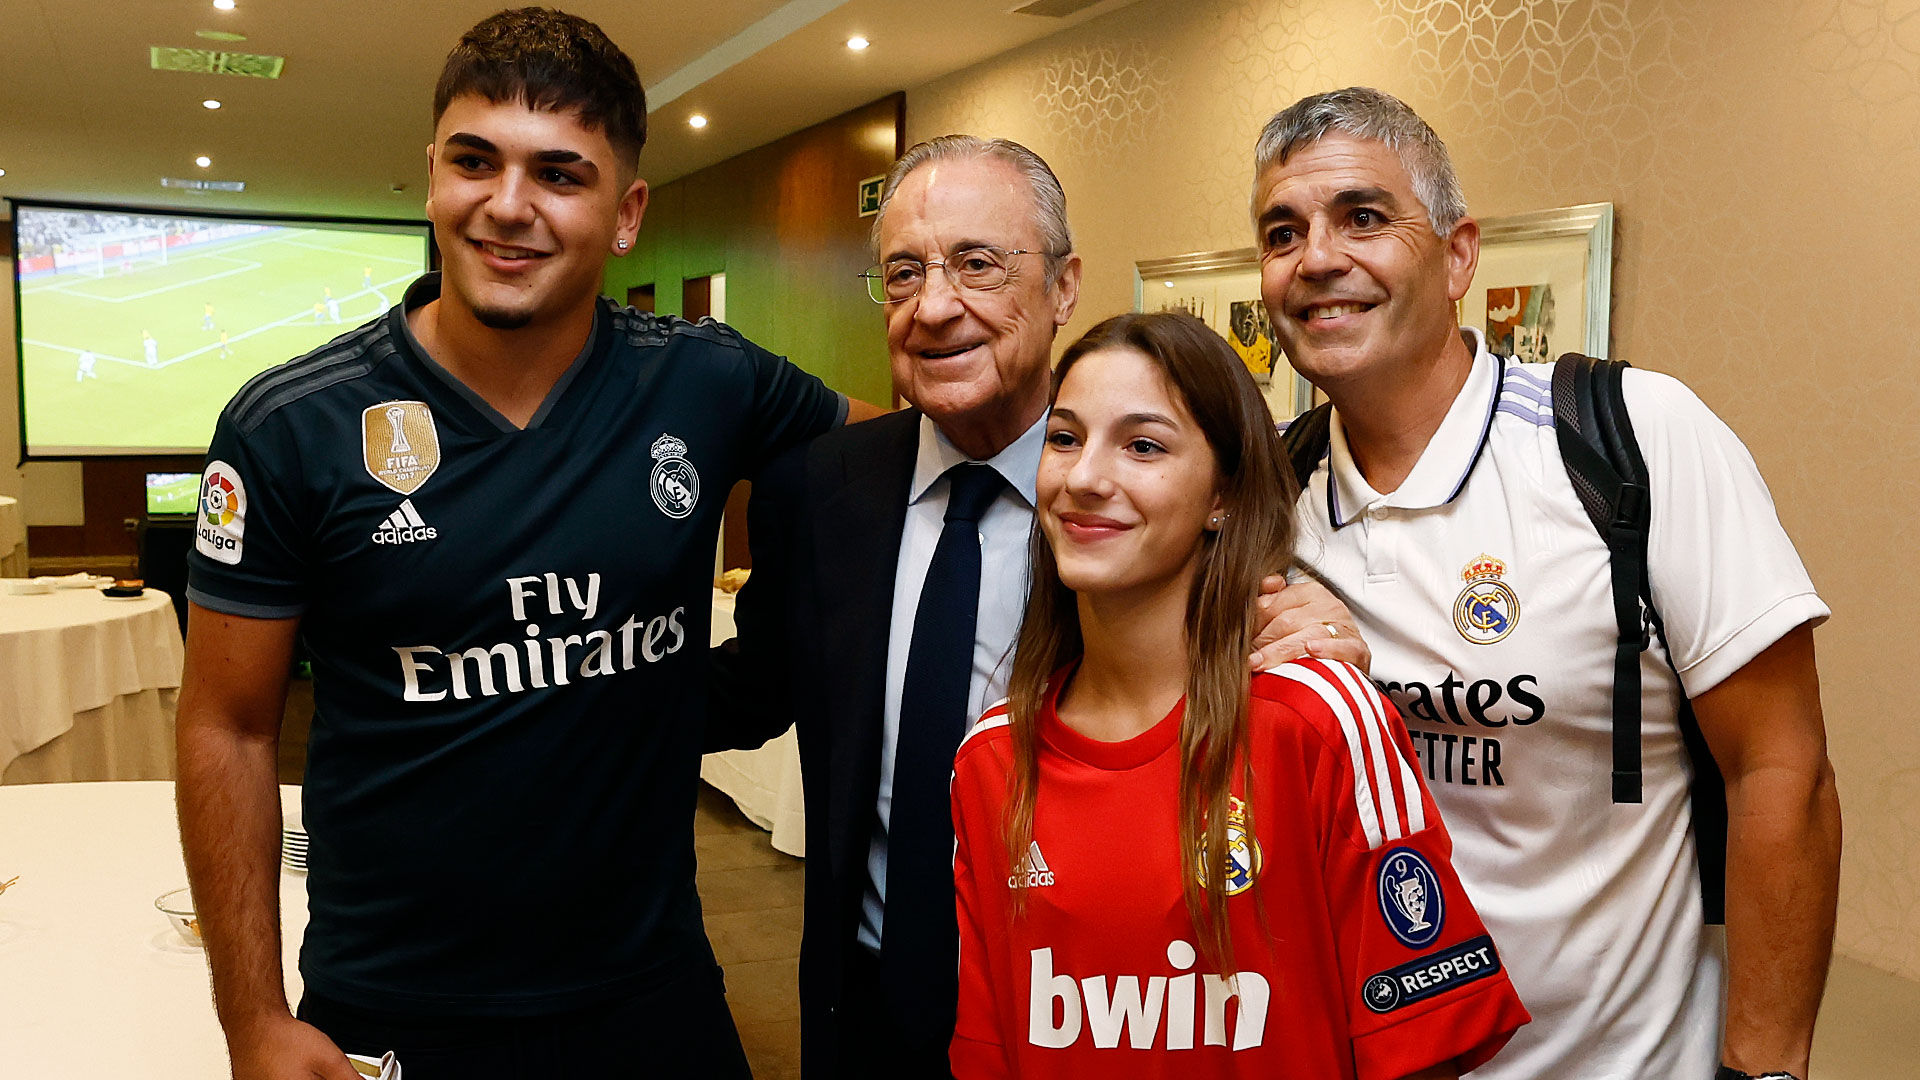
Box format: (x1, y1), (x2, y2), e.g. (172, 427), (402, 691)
(213, 0), (235, 10)
(1164, 280), (1175, 288)
(202, 99), (222, 109)
(195, 155), (212, 168)
(0, 169), (8, 178)
(688, 114), (708, 129)
(847, 35), (870, 51)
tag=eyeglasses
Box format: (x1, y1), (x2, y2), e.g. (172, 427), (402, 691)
(860, 246), (1048, 304)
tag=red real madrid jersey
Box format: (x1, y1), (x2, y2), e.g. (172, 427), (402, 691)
(949, 658), (1529, 1079)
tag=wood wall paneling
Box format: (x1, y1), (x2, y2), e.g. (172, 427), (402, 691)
(605, 92), (903, 407)
(27, 456), (200, 565)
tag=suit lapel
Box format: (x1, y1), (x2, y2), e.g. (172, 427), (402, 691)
(812, 411), (919, 887)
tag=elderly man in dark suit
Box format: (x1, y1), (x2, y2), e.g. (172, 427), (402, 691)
(710, 135), (1363, 1076)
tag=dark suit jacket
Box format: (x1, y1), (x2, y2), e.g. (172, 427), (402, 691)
(708, 407), (927, 1074)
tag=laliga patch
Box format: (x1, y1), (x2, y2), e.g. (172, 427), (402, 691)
(1453, 553), (1520, 645)
(649, 433), (700, 519)
(1196, 794), (1263, 896)
(1361, 935), (1501, 1014)
(195, 460), (247, 565)
(363, 401), (441, 495)
(1376, 847), (1445, 948)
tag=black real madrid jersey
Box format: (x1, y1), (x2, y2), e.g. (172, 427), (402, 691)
(186, 273), (843, 1014)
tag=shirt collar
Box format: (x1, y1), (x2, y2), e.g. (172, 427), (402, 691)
(1326, 326), (1501, 528)
(393, 272), (603, 433)
(911, 411), (1044, 508)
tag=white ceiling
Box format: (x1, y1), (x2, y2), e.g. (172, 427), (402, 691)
(0, 0), (1140, 221)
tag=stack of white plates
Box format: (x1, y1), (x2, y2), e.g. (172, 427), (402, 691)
(281, 827), (308, 873)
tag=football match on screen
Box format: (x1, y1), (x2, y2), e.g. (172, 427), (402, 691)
(14, 206), (427, 455)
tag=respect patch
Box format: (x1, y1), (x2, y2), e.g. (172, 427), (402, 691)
(1360, 935), (1502, 1014)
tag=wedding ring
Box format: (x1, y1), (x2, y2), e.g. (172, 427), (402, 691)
(1324, 622), (1340, 639)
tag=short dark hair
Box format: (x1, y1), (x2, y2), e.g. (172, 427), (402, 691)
(433, 8), (648, 168)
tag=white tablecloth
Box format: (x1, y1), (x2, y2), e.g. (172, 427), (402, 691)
(0, 588), (185, 783)
(0, 496), (24, 577)
(0, 781), (307, 1079)
(702, 589), (806, 856)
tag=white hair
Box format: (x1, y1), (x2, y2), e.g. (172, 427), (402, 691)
(871, 134), (1073, 284)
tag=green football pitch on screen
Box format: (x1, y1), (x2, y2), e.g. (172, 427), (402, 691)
(15, 209), (428, 455)
(146, 474), (201, 515)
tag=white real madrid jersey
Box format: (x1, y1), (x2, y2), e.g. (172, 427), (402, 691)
(1291, 329), (1828, 1080)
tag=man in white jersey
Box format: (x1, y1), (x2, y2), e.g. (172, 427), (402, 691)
(1250, 87), (1840, 1080)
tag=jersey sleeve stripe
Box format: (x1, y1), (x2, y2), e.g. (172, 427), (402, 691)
(1310, 659), (1408, 845)
(1504, 362), (1551, 395)
(1267, 663), (1387, 849)
(957, 711), (1011, 755)
(1323, 659), (1427, 837)
(1495, 400), (1555, 428)
(1501, 376), (1552, 408)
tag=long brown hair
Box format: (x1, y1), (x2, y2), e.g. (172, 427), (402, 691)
(1004, 311), (1299, 969)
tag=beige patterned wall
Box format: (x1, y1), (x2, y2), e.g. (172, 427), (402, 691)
(909, 0), (1920, 980)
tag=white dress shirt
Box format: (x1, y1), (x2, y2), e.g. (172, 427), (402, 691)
(858, 413), (1042, 952)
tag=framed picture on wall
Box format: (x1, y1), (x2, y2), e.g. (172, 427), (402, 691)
(1464, 202), (1614, 363)
(1133, 248), (1316, 422)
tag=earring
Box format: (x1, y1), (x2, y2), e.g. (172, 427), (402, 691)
(616, 238), (629, 250)
(1208, 513), (1226, 529)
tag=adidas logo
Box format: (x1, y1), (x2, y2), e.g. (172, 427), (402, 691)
(371, 499), (438, 545)
(1008, 840), (1056, 889)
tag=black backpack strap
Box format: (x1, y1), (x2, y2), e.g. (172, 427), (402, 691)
(1551, 354), (1650, 805)
(1552, 352), (1728, 923)
(1280, 403), (1335, 491)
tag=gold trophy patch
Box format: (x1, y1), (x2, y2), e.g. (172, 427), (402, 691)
(363, 401), (441, 496)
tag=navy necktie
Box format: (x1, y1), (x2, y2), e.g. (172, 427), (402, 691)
(882, 461), (1006, 1038)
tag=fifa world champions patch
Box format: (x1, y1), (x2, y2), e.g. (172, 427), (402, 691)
(650, 433), (701, 519)
(1197, 794), (1263, 896)
(195, 460), (246, 565)
(363, 401), (441, 496)
(1376, 847), (1444, 948)
(1453, 554), (1520, 645)
(1361, 935), (1501, 1014)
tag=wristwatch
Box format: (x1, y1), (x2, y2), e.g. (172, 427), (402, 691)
(1716, 1068), (1803, 1080)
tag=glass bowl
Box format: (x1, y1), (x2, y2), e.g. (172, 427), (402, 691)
(155, 887), (203, 946)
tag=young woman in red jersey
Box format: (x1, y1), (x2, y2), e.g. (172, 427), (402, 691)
(949, 313), (1529, 1078)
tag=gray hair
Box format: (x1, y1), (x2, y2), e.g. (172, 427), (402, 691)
(1251, 87), (1467, 234)
(870, 134), (1073, 285)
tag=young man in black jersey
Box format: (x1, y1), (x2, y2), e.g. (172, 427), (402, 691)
(178, 11), (856, 1079)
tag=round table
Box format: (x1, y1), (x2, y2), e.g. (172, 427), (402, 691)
(0, 587), (185, 784)
(0, 781), (307, 1078)
(700, 589), (806, 855)
(0, 496), (23, 577)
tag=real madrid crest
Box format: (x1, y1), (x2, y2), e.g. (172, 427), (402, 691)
(650, 433), (700, 520)
(1197, 795), (1263, 896)
(1452, 554), (1520, 645)
(362, 401), (441, 496)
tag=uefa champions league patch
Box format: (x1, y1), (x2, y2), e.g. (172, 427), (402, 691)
(1361, 935), (1501, 1014)
(195, 460), (246, 565)
(1376, 847), (1444, 948)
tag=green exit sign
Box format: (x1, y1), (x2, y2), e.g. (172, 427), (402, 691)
(858, 174), (886, 217)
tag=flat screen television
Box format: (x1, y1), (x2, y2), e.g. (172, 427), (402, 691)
(145, 471), (200, 516)
(11, 200), (431, 457)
